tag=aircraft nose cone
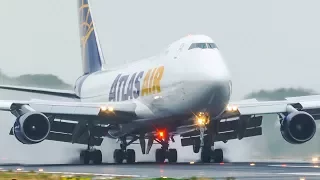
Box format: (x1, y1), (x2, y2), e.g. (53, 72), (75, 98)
(200, 50), (231, 83)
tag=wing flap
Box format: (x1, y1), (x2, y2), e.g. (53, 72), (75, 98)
(51, 121), (76, 134)
(46, 132), (104, 146)
(180, 127), (262, 146)
(180, 116), (262, 137)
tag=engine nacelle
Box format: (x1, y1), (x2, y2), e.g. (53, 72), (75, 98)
(281, 111), (316, 144)
(13, 112), (51, 144)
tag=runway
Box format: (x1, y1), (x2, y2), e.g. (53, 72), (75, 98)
(1, 162), (320, 179)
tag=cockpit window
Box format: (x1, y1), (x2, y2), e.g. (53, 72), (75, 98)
(208, 43), (218, 49)
(188, 43), (218, 50)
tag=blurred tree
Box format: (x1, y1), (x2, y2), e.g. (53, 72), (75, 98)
(0, 71), (71, 89)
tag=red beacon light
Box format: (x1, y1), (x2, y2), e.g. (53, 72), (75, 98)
(159, 131), (164, 137)
(157, 130), (166, 140)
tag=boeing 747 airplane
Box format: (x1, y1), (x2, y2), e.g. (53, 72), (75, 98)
(0, 0), (319, 164)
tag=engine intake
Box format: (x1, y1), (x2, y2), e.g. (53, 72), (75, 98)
(281, 111), (316, 144)
(13, 112), (50, 144)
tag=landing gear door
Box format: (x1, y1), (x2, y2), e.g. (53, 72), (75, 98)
(174, 43), (184, 59)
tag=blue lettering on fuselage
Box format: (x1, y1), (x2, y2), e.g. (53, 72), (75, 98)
(109, 71), (144, 101)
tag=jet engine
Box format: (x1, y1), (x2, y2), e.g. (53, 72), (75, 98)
(280, 111), (316, 144)
(13, 111), (51, 144)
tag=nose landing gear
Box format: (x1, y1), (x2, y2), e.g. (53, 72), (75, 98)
(194, 112), (224, 163)
(200, 146), (223, 163)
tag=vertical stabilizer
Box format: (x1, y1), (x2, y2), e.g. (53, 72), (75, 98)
(78, 0), (104, 74)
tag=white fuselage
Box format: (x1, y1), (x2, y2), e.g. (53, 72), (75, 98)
(75, 35), (232, 120)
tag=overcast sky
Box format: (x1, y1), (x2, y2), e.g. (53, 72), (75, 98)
(0, 0), (320, 100)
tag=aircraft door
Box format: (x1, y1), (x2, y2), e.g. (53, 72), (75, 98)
(174, 43), (184, 59)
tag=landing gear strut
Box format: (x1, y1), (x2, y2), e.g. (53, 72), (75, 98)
(113, 137), (136, 164)
(79, 125), (102, 165)
(194, 113), (224, 163)
(154, 132), (178, 163)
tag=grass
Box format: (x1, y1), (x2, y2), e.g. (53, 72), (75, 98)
(0, 171), (236, 180)
(0, 171), (94, 180)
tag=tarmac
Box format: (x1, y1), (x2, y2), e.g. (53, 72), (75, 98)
(1, 162), (320, 179)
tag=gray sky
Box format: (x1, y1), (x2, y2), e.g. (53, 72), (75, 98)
(0, 0), (320, 100)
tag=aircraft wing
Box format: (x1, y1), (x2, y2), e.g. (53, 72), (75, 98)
(0, 99), (138, 122)
(181, 95), (320, 147)
(0, 99), (138, 146)
(0, 84), (79, 99)
(221, 95), (320, 119)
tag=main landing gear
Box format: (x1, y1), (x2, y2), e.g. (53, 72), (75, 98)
(199, 146), (223, 163)
(154, 131), (178, 163)
(79, 125), (102, 165)
(113, 137), (136, 164)
(80, 148), (102, 165)
(192, 132), (224, 163)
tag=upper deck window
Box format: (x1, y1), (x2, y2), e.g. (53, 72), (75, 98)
(188, 43), (218, 50)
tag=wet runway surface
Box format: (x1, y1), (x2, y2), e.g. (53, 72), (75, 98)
(1, 162), (320, 179)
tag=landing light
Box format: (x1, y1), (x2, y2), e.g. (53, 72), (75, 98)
(226, 104), (238, 112)
(107, 107), (114, 112)
(197, 118), (205, 125)
(154, 95), (162, 99)
(195, 112), (209, 126)
(100, 106), (114, 112)
(312, 157), (319, 162)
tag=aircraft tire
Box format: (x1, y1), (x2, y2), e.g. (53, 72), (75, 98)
(201, 147), (211, 163)
(113, 149), (124, 164)
(212, 149), (223, 163)
(168, 149), (178, 163)
(155, 149), (166, 163)
(126, 149), (136, 164)
(80, 150), (90, 164)
(92, 150), (102, 164)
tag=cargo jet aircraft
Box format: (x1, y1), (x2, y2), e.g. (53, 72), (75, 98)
(0, 0), (319, 164)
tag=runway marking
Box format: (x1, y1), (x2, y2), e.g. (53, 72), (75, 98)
(278, 172), (320, 176)
(43, 171), (141, 178)
(269, 165), (320, 168)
